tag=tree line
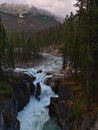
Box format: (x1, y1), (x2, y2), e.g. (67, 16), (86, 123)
(61, 0), (98, 109)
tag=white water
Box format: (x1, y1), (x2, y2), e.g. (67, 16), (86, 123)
(17, 53), (62, 130)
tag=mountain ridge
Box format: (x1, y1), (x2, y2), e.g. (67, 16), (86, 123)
(0, 3), (60, 31)
(0, 3), (54, 17)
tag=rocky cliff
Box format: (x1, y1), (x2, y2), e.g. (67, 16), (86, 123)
(0, 72), (35, 130)
(13, 73), (35, 111)
(0, 100), (19, 130)
(46, 74), (98, 130)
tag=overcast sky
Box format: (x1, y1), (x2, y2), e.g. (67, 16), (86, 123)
(0, 0), (76, 18)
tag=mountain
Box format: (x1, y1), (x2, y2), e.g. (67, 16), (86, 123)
(0, 3), (60, 31)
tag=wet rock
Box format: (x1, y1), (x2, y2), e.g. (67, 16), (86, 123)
(51, 79), (60, 94)
(49, 97), (58, 118)
(35, 82), (41, 100)
(0, 72), (36, 130)
(13, 74), (35, 111)
(45, 105), (50, 109)
(0, 100), (20, 130)
(23, 73), (36, 82)
(45, 76), (61, 94)
(44, 77), (52, 87)
(37, 69), (42, 73)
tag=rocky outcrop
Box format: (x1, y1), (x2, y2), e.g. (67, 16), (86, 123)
(0, 100), (20, 130)
(45, 73), (64, 94)
(13, 73), (35, 111)
(48, 83), (71, 127)
(0, 72), (36, 130)
(48, 77), (97, 130)
(49, 97), (59, 118)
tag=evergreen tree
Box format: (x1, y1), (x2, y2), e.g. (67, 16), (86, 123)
(0, 16), (6, 71)
(62, 13), (76, 75)
(61, 0), (98, 109)
(7, 38), (14, 68)
(88, 0), (98, 102)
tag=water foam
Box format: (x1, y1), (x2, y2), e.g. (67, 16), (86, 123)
(17, 53), (62, 130)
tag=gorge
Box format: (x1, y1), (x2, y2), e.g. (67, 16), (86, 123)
(16, 53), (62, 130)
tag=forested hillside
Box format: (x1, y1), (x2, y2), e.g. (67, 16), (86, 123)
(61, 0), (98, 107)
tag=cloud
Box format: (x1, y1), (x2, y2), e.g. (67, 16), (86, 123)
(0, 0), (76, 18)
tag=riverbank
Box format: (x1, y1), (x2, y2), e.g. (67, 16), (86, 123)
(0, 71), (36, 130)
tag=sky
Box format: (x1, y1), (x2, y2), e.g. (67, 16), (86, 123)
(0, 0), (76, 18)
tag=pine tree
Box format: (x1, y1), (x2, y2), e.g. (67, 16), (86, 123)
(62, 13), (76, 76)
(7, 38), (14, 68)
(0, 16), (7, 71)
(88, 0), (98, 102)
(74, 0), (98, 107)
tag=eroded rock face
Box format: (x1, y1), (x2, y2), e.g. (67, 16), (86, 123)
(0, 73), (36, 130)
(45, 75), (62, 94)
(48, 97), (70, 127)
(49, 97), (58, 118)
(58, 85), (70, 101)
(13, 74), (35, 111)
(48, 78), (97, 130)
(0, 100), (20, 130)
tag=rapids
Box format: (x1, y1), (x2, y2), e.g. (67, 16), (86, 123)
(17, 53), (62, 130)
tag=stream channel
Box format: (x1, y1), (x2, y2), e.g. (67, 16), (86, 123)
(16, 53), (62, 130)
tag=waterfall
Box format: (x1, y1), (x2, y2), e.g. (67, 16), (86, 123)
(17, 53), (62, 130)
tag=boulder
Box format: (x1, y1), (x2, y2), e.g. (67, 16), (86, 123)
(37, 69), (42, 73)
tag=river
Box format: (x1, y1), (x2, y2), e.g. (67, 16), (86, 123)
(16, 53), (62, 130)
